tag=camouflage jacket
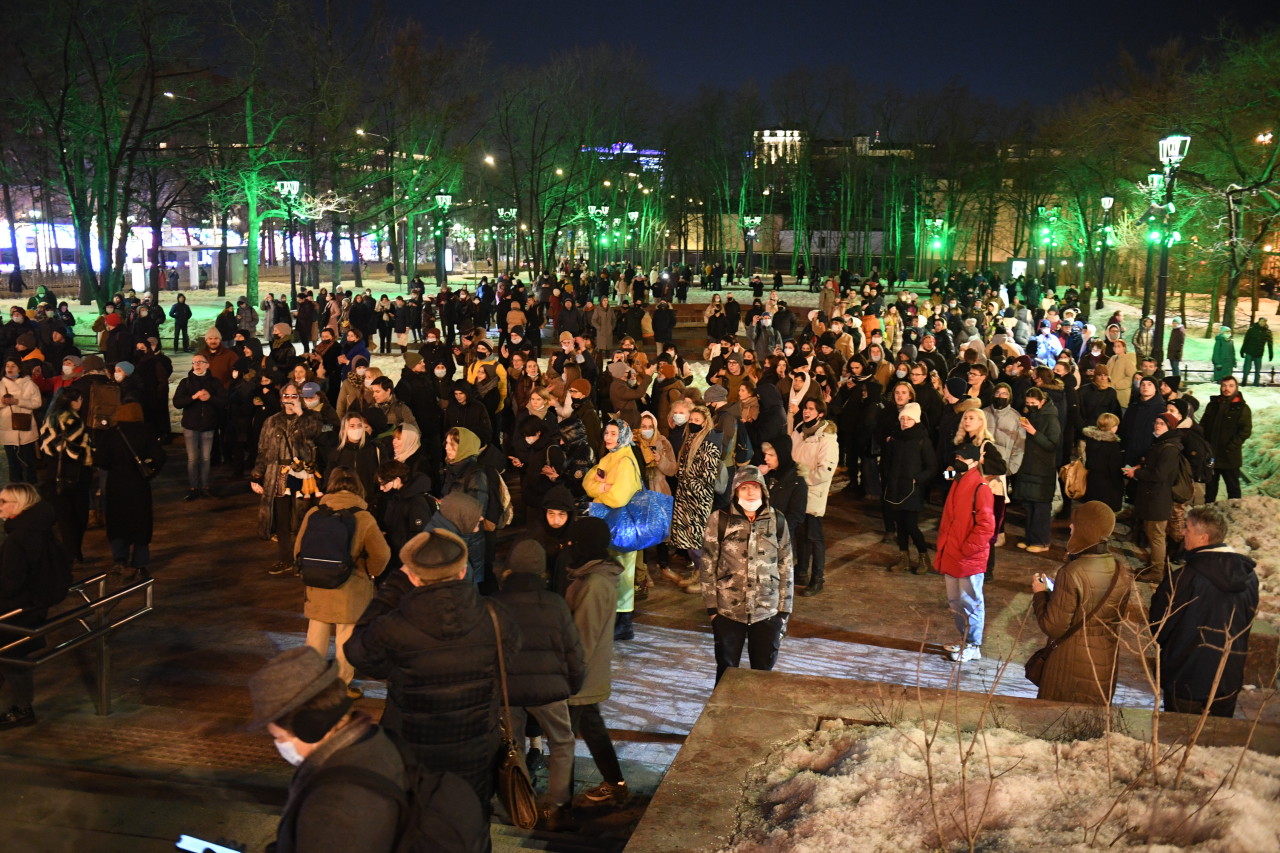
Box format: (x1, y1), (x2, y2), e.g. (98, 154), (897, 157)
(700, 503), (794, 624)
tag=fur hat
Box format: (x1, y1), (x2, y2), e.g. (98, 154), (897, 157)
(1067, 501), (1115, 555)
(899, 402), (922, 423)
(399, 528), (469, 583)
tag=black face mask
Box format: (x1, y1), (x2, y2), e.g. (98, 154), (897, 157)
(993, 398), (1010, 410)
(687, 422), (703, 434)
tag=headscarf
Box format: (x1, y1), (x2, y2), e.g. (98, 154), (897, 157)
(449, 427), (481, 462)
(606, 416), (633, 452)
(394, 423), (422, 463)
(637, 412), (660, 467)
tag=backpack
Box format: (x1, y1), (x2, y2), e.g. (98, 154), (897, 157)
(1171, 452), (1193, 504)
(295, 505), (358, 588)
(1179, 428), (1213, 484)
(88, 382), (121, 430)
(479, 464), (513, 529)
(292, 763), (488, 853)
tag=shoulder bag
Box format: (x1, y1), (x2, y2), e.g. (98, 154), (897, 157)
(486, 602), (539, 830)
(116, 425), (162, 480)
(1025, 561), (1123, 686)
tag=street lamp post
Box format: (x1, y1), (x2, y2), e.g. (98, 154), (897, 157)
(628, 210), (640, 266)
(497, 208), (516, 274)
(1095, 195), (1114, 310)
(434, 193), (452, 285)
(1140, 169), (1165, 321)
(275, 180), (301, 303)
(1153, 132), (1191, 365)
(742, 215), (763, 279)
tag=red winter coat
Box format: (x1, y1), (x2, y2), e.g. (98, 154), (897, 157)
(935, 466), (995, 578)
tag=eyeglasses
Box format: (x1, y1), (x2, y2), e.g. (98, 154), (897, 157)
(281, 394), (299, 400)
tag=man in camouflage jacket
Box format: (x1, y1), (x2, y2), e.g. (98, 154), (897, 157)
(701, 465), (794, 682)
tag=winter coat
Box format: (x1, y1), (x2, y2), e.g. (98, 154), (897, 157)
(1032, 549), (1131, 705)
(935, 466), (995, 578)
(1078, 382), (1121, 429)
(1211, 331), (1237, 382)
(1016, 400), (1061, 503)
(701, 500), (794, 624)
(669, 430), (724, 550)
(1133, 430), (1182, 522)
(564, 558), (622, 705)
(379, 474), (435, 569)
(296, 491), (391, 624)
(1201, 392), (1252, 470)
(1079, 427), (1125, 511)
(494, 572), (585, 708)
(172, 371), (226, 432)
(0, 374), (41, 446)
(880, 422), (936, 512)
(97, 421), (160, 545)
(791, 419), (840, 515)
(763, 463), (807, 555)
(1151, 545), (1259, 712)
(1119, 393), (1166, 467)
(1241, 322), (1273, 360)
(1167, 326), (1185, 361)
(608, 374), (651, 430)
(1106, 353), (1137, 408)
(0, 500), (61, 653)
(583, 445), (642, 510)
(591, 306), (617, 351)
(345, 574), (521, 793)
(983, 404), (1026, 475)
(250, 410), (324, 539)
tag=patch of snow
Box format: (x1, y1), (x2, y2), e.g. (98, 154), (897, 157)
(724, 721), (1280, 852)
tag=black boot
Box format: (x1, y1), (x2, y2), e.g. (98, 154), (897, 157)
(613, 611), (635, 641)
(802, 577), (824, 597)
(0, 705), (35, 730)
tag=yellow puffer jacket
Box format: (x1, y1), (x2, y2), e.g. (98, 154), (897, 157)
(584, 447), (642, 509)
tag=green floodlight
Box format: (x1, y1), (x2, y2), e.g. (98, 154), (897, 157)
(1169, 231), (1182, 244)
(931, 238), (942, 250)
(1041, 236), (1050, 245)
(1148, 230), (1162, 243)
(1040, 227), (1050, 236)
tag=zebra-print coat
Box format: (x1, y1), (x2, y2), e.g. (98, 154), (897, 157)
(669, 430), (724, 550)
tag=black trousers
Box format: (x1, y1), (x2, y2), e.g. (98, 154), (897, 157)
(888, 508), (928, 553)
(795, 514), (826, 583)
(569, 703), (624, 785)
(712, 613), (784, 683)
(1205, 468), (1242, 502)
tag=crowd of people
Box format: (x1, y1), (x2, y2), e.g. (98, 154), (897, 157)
(0, 262), (1266, 849)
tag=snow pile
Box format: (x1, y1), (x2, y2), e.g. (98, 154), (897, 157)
(1214, 495), (1280, 623)
(724, 722), (1280, 852)
(1229, 385), (1280, 500)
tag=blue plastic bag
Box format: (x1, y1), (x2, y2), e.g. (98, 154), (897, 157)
(587, 490), (674, 551)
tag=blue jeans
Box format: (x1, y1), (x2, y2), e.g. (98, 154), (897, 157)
(111, 539), (150, 569)
(944, 573), (985, 646)
(184, 429), (214, 489)
(1242, 354), (1263, 385)
(1169, 360), (1181, 379)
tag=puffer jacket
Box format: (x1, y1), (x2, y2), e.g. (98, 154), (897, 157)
(983, 403), (1025, 475)
(296, 491), (391, 624)
(880, 422), (936, 512)
(494, 572), (585, 708)
(935, 466), (995, 578)
(564, 558), (622, 706)
(0, 374), (41, 446)
(1032, 549), (1131, 705)
(344, 574), (521, 791)
(1133, 430), (1182, 522)
(790, 419), (840, 515)
(701, 466), (794, 624)
(583, 443), (642, 509)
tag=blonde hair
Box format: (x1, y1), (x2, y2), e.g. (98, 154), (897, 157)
(364, 367), (383, 381)
(1097, 412), (1120, 431)
(1, 482), (41, 516)
(954, 407), (994, 446)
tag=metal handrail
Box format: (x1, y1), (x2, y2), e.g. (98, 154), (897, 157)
(0, 571), (154, 715)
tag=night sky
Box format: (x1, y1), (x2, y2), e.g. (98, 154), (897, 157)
(390, 0), (1277, 106)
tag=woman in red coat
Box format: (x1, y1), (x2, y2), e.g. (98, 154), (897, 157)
(935, 443), (995, 663)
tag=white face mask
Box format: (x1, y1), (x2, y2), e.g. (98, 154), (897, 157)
(62, 364), (74, 376)
(434, 367), (447, 378)
(672, 413), (688, 426)
(363, 379), (374, 388)
(641, 428), (655, 439)
(114, 372), (125, 383)
(346, 428), (364, 441)
(275, 739), (304, 767)
(525, 435), (539, 445)
(739, 496), (763, 512)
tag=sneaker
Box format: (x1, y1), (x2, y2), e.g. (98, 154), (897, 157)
(1025, 545), (1050, 554)
(183, 490), (199, 502)
(950, 645), (982, 663)
(578, 780), (629, 807)
(0, 705), (35, 730)
(268, 561), (297, 576)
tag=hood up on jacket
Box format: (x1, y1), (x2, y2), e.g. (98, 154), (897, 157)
(1187, 545), (1257, 594)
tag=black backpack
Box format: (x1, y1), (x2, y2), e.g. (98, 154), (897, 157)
(295, 505), (358, 588)
(1180, 428), (1213, 484)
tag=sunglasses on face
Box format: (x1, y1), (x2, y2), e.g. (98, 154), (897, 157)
(281, 394), (299, 400)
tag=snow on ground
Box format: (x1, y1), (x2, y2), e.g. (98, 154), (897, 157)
(724, 721), (1280, 853)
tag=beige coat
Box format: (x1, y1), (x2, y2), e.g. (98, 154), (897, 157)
(1107, 352), (1137, 408)
(296, 491), (391, 624)
(0, 375), (41, 446)
(1031, 552), (1131, 705)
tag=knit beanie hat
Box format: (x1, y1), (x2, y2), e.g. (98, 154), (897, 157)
(403, 351), (423, 369)
(1067, 501), (1116, 555)
(944, 377), (968, 400)
(506, 540), (546, 576)
(569, 517), (612, 565)
(542, 484), (576, 513)
(1157, 412), (1180, 430)
(569, 378), (592, 396)
(116, 361), (135, 376)
(1169, 398), (1194, 420)
(899, 402), (922, 423)
(104, 313), (122, 328)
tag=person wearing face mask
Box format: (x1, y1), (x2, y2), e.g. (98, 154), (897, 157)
(583, 419), (644, 640)
(376, 460), (436, 575)
(249, 646), (487, 853)
(635, 410), (677, 583)
(0, 358), (40, 484)
(667, 405), (724, 590)
(698, 466), (793, 683)
(326, 414), (383, 509)
(935, 443), (995, 663)
(1124, 413), (1184, 581)
(789, 398), (839, 595)
(173, 354), (226, 501)
(1016, 387), (1062, 552)
(335, 357), (372, 420)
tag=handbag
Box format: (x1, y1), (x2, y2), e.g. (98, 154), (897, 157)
(586, 454), (673, 551)
(1059, 457), (1088, 500)
(116, 426), (161, 480)
(9, 409), (32, 432)
(1025, 560), (1123, 686)
(486, 602), (540, 830)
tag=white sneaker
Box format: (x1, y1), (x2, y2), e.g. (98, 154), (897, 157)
(950, 645), (982, 663)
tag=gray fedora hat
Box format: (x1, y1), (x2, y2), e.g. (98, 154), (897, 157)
(247, 646), (341, 730)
